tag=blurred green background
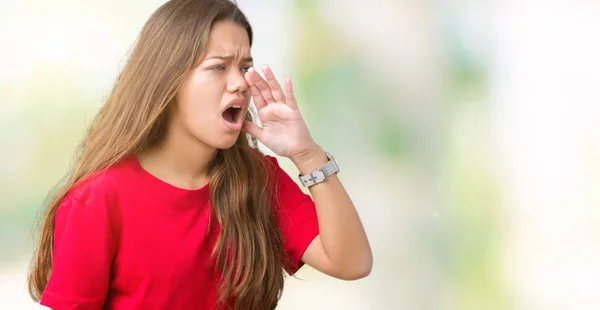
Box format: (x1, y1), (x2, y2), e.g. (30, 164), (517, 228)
(1, 1), (600, 309)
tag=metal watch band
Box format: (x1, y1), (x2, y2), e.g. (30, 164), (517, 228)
(298, 152), (339, 187)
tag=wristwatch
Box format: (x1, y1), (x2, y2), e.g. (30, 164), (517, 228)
(298, 152), (339, 187)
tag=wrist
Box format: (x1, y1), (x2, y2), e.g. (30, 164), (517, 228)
(290, 143), (327, 174)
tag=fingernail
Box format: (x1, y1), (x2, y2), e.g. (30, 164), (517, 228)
(263, 65), (269, 71)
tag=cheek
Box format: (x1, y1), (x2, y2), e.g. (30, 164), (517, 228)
(177, 76), (220, 115)
(174, 82), (225, 132)
(177, 98), (211, 127)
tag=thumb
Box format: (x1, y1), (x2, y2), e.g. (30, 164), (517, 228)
(242, 120), (263, 140)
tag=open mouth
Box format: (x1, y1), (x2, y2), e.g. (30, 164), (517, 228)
(222, 105), (244, 125)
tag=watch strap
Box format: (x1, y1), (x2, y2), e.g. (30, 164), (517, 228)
(298, 152), (339, 187)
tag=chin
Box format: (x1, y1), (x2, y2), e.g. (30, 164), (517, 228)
(211, 133), (241, 150)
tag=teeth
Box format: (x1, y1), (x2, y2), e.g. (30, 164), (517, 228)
(232, 105), (241, 108)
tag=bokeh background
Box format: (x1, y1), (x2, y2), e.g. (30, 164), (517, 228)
(1, 0), (600, 309)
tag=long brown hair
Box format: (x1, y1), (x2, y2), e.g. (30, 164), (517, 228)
(28, 0), (288, 308)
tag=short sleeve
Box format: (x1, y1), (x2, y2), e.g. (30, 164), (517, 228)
(267, 155), (320, 275)
(40, 193), (117, 310)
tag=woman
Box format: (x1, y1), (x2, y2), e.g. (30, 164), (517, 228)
(28, 0), (372, 309)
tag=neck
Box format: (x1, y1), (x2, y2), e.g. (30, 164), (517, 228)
(137, 127), (217, 190)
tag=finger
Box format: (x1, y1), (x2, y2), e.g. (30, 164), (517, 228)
(242, 120), (263, 140)
(247, 65), (276, 104)
(245, 68), (267, 110)
(284, 78), (297, 109)
(262, 65), (286, 103)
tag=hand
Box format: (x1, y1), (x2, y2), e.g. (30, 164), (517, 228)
(243, 65), (317, 160)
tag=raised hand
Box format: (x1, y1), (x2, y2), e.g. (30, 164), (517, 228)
(243, 65), (317, 160)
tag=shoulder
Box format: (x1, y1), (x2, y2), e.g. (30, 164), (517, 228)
(260, 153), (292, 185)
(258, 153), (312, 204)
(62, 156), (135, 208)
(263, 153), (280, 170)
(247, 149), (284, 180)
(255, 149), (290, 173)
(54, 158), (135, 237)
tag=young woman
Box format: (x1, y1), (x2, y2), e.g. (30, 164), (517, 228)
(28, 0), (372, 309)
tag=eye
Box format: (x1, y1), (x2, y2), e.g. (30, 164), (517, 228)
(240, 66), (251, 73)
(211, 65), (226, 71)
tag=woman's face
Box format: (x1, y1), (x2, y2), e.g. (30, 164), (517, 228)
(172, 20), (253, 150)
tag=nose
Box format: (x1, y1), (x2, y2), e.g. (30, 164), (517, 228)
(228, 70), (249, 94)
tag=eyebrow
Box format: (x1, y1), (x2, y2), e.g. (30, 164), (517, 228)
(205, 55), (253, 62)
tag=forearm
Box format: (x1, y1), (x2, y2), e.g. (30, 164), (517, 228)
(291, 144), (373, 274)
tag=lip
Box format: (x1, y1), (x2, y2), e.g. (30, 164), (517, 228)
(221, 97), (249, 114)
(221, 97), (249, 131)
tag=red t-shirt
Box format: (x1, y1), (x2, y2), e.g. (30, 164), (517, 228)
(40, 154), (319, 310)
